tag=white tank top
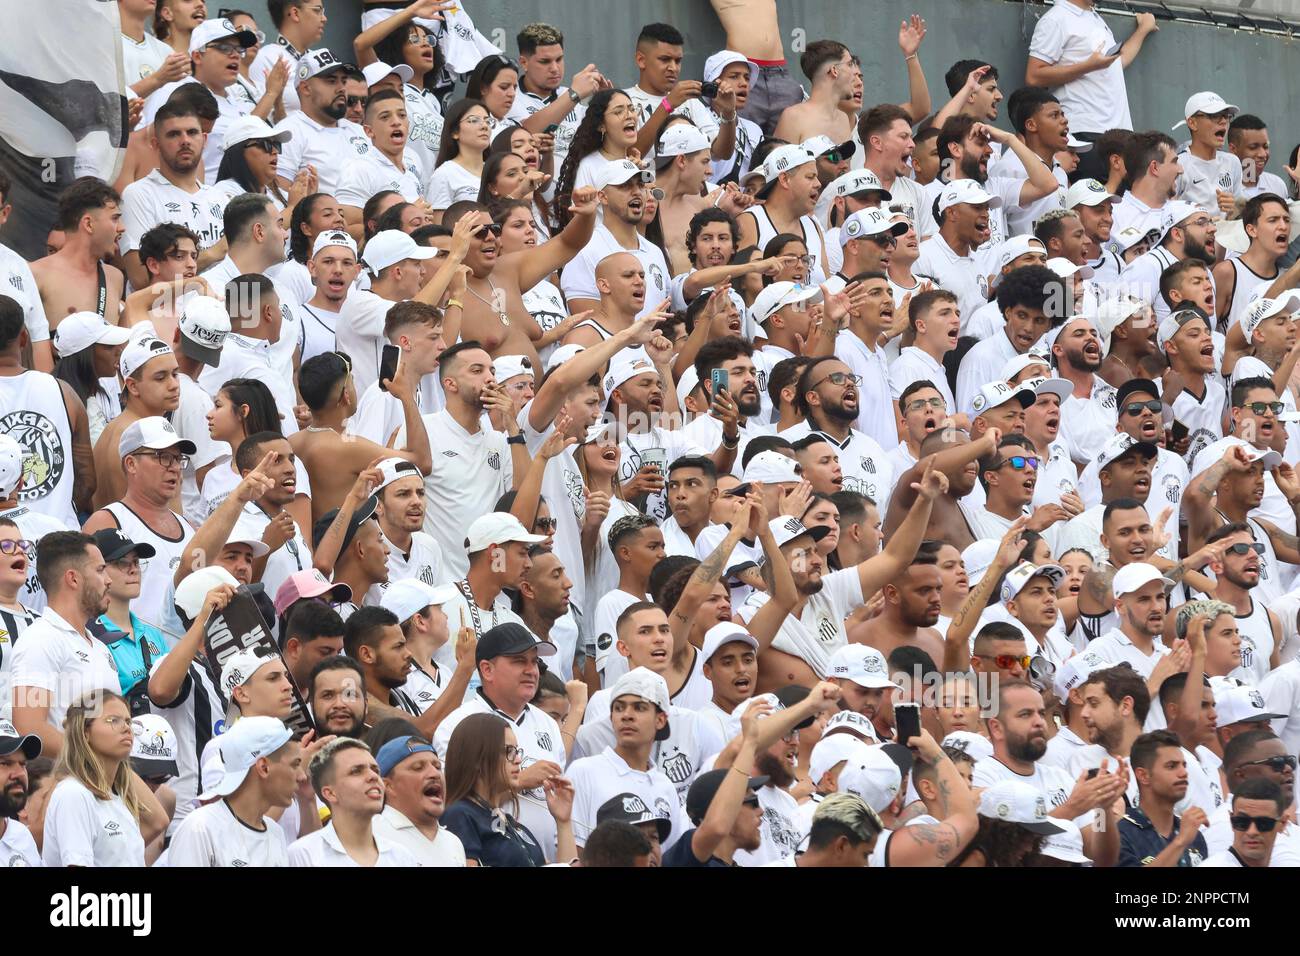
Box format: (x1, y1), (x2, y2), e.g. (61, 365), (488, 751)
(571, 318), (614, 341)
(1234, 596), (1275, 684)
(743, 207), (827, 284)
(103, 501), (194, 631)
(1223, 258), (1277, 337)
(0, 371), (78, 527)
(298, 303), (339, 365)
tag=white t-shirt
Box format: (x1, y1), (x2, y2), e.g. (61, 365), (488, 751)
(914, 232), (987, 329)
(121, 31), (173, 93)
(736, 566), (865, 677)
(274, 112), (373, 197)
(9, 608), (120, 731)
(593, 588), (643, 686)
(1086, 627), (1171, 679)
(0, 244), (50, 343)
(373, 805), (467, 866)
(1261, 659), (1300, 758)
(167, 799), (289, 867)
(0, 817), (40, 867)
(733, 783), (803, 867)
(889, 346), (956, 412)
(1176, 147), (1244, 210)
(1028, 0), (1133, 133)
(567, 747), (685, 849)
(121, 170), (227, 253)
(972, 755), (1093, 829)
(561, 224), (672, 318)
(42, 778), (145, 867)
(175, 374), (230, 528)
(336, 148), (427, 207)
(248, 41), (303, 115)
(423, 159), (483, 211)
(334, 289), (396, 399)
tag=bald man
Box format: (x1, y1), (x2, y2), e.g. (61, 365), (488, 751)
(565, 252), (656, 349)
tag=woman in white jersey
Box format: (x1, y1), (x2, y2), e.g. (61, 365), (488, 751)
(51, 317), (129, 447)
(424, 99), (493, 223)
(42, 692), (166, 867)
(552, 89), (640, 229)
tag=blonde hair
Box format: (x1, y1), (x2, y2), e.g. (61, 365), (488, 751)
(55, 691), (148, 823)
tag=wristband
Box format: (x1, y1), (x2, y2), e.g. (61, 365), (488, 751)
(507, 434), (525, 445)
(661, 96), (674, 114)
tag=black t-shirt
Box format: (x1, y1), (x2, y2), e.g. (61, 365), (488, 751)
(442, 798), (546, 867)
(662, 828), (735, 868)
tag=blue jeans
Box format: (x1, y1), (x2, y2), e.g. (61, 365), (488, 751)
(741, 63), (805, 136)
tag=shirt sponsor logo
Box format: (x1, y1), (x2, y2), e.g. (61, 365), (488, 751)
(1, 410), (66, 503)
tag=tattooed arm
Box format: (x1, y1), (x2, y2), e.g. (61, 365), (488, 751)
(1184, 448), (1252, 548)
(1256, 517), (1300, 565)
(1076, 565), (1116, 617)
(668, 500), (754, 647)
(888, 730), (978, 867)
(943, 518), (1026, 672)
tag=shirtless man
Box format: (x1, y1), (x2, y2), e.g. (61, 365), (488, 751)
(859, 550), (946, 664)
(884, 426), (997, 552)
(709, 0), (804, 134)
(564, 253), (648, 350)
(772, 41), (857, 146)
(440, 186), (599, 367)
(655, 125), (748, 276)
(31, 178), (126, 329)
(290, 347), (433, 523)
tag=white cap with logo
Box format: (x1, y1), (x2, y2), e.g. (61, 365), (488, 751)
(1111, 561), (1174, 599)
(223, 114), (292, 151)
(701, 622), (759, 663)
(1063, 178), (1118, 209)
(362, 60), (414, 87)
(297, 48), (357, 85)
(828, 643), (899, 690)
(464, 511), (547, 554)
(189, 17), (257, 54)
(312, 229), (359, 259)
(840, 208), (908, 247)
(750, 280), (821, 326)
(118, 416), (197, 460)
(51, 312), (131, 359)
(595, 159), (653, 190)
(1174, 91), (1239, 128)
(837, 746), (903, 812)
(178, 296), (231, 367)
(361, 230), (437, 273)
(198, 716), (293, 800)
(977, 779), (1066, 833)
(658, 124), (711, 158)
(824, 168), (891, 202)
(937, 179), (1003, 214)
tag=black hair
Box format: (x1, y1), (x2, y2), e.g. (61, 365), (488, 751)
(740, 435), (794, 468)
(298, 351), (350, 411)
(1121, 131), (1177, 190)
(1101, 496), (1147, 525)
(944, 60), (999, 96)
(36, 531), (96, 595)
(1232, 376), (1277, 407)
(465, 54), (519, 108)
(54, 346), (110, 410)
(307, 654), (367, 702)
(362, 190), (402, 243)
(686, 209), (739, 268)
(1233, 776), (1287, 814)
(583, 821), (652, 866)
(216, 142), (288, 204)
(281, 599), (347, 652)
(767, 356), (814, 412)
(374, 20), (442, 95)
(648, 555), (698, 607)
(1006, 86), (1059, 136)
(56, 177), (122, 232)
(552, 88), (633, 226)
(234, 430), (287, 474)
(636, 22), (684, 46)
(288, 193), (332, 263)
(224, 272), (276, 321)
(343, 605), (401, 659)
(517, 23), (564, 56)
(1243, 192), (1288, 228)
(1080, 665), (1151, 725)
(139, 222), (201, 275)
(667, 455), (716, 481)
(995, 264), (1066, 321)
(693, 335), (754, 390)
(218, 378), (283, 438)
(223, 192), (276, 244)
(375, 202), (413, 235)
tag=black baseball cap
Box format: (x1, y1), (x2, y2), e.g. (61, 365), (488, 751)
(596, 792), (672, 842)
(0, 717), (41, 759)
(774, 684), (816, 730)
(1115, 377), (1160, 407)
(92, 528), (157, 563)
(311, 494), (378, 551)
(685, 768), (769, 825)
(475, 622), (556, 664)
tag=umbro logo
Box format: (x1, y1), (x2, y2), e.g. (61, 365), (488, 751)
(442, 450), (457, 457)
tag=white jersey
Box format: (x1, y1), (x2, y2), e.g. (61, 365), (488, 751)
(248, 40), (304, 115)
(567, 747), (685, 849)
(8, 608), (120, 731)
(148, 652), (224, 835)
(298, 302), (341, 366)
(287, 825), (420, 867)
(0, 600), (36, 719)
(914, 233), (986, 328)
(592, 588), (642, 686)
(273, 113), (372, 197)
(401, 84), (445, 173)
(1261, 660), (1300, 758)
(373, 805), (467, 866)
(423, 158), (482, 211)
(561, 224), (672, 319)
(1222, 257), (1278, 342)
(1176, 147), (1244, 210)
(101, 501), (195, 632)
(1059, 377), (1118, 465)
(0, 371), (79, 527)
(167, 799), (289, 867)
(1170, 378), (1227, 467)
(0, 243), (50, 344)
(120, 169), (227, 253)
(739, 206), (828, 285)
(972, 755), (1093, 829)
(1086, 627), (1171, 679)
(0, 817), (39, 867)
(736, 566), (865, 677)
(781, 420), (894, 515)
(121, 30), (172, 94)
(366, 529), (444, 606)
(834, 330), (897, 449)
(336, 148), (427, 207)
(42, 778), (145, 867)
(238, 501), (312, 613)
(888, 346), (956, 413)
(335, 290), (397, 399)
(522, 280), (569, 369)
(1232, 596), (1277, 684)
(1027, 0), (1132, 133)
(733, 783), (803, 867)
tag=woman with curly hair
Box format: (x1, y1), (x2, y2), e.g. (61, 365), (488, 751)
(552, 89), (639, 228)
(951, 780), (1058, 867)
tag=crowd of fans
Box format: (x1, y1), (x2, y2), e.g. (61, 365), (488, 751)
(2, 0), (1300, 869)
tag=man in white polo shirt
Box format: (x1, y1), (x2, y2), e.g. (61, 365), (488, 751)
(9, 531), (117, 757)
(372, 733), (466, 866)
(1088, 562), (1175, 678)
(274, 49), (370, 197)
(914, 179), (1002, 326)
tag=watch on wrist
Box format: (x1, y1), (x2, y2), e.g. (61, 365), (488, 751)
(567, 88), (582, 105)
(507, 434), (526, 445)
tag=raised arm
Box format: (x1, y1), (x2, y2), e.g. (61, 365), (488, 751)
(982, 124), (1060, 205)
(669, 501), (754, 645)
(895, 16), (932, 121)
(944, 518), (1026, 671)
(745, 500), (800, 650)
(352, 0), (453, 67)
(887, 730), (978, 866)
(174, 454), (275, 589)
(149, 584), (235, 706)
(858, 455), (944, 598)
(513, 187), (599, 291)
(312, 465), (382, 577)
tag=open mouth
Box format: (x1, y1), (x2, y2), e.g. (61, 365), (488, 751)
(649, 647), (669, 662)
(728, 318), (742, 333)
(1021, 474), (1037, 494)
(705, 252), (726, 266)
(601, 446), (618, 463)
(647, 395), (663, 411)
(733, 675), (751, 693)
(365, 786), (383, 801)
(1138, 420), (1158, 438)
(8, 556), (26, 575)
(1083, 343), (1100, 361)
(281, 477), (296, 493)
(947, 327), (959, 344)
(631, 287), (645, 304)
(627, 197), (644, 215)
(923, 416), (937, 430)
(1134, 475), (1151, 493)
(623, 119), (637, 136)
(974, 218), (990, 239)
(1045, 414), (1060, 431)
(422, 780), (444, 802)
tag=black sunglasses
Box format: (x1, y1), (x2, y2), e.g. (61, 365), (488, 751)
(1224, 542), (1265, 556)
(1122, 399), (1161, 417)
(1230, 814), (1280, 832)
(474, 223), (504, 240)
(346, 95), (366, 107)
(1240, 754), (1297, 772)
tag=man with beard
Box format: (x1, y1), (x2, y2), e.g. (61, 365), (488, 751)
(369, 458), (442, 603)
(915, 179), (1002, 324)
(0, 718), (41, 866)
(683, 336), (771, 476)
(859, 105), (935, 239)
(784, 356), (894, 513)
(831, 271), (904, 449)
(1203, 730), (1299, 863)
(373, 734), (466, 866)
(433, 622), (568, 861)
(1217, 195), (1295, 330)
(1074, 664), (1150, 802)
(889, 290), (960, 414)
(309, 656), (369, 740)
(660, 457), (722, 556)
(1119, 729), (1210, 867)
(737, 145), (829, 284)
(273, 50), (369, 197)
(1088, 563), (1178, 681)
(1124, 202), (1217, 322)
(1052, 315), (1120, 466)
(956, 265), (1064, 427)
(1203, 523), (1282, 683)
(121, 102), (229, 287)
(973, 679), (1127, 865)
(594, 515), (665, 686)
(860, 550), (945, 664)
(833, 210), (908, 281)
(344, 606), (423, 724)
(31, 179), (126, 331)
(337, 90), (427, 231)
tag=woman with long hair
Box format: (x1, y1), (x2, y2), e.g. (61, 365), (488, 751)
(441, 713), (575, 866)
(273, 193), (348, 308)
(213, 123), (293, 208)
(201, 378), (294, 510)
(489, 125), (553, 237)
(154, 0), (205, 56)
(465, 55), (520, 139)
(52, 317), (130, 447)
(760, 233), (812, 286)
(423, 99), (493, 224)
(552, 89), (639, 227)
(575, 428), (640, 626)
(479, 149), (551, 239)
(41, 692), (167, 866)
(355, 7), (451, 168)
(491, 199), (574, 363)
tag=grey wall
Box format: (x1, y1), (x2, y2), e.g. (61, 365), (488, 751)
(256, 0), (1300, 173)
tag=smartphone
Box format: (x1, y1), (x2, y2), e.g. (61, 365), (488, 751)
(378, 344), (400, 392)
(543, 123), (560, 134)
(1105, 40), (1122, 56)
(710, 367), (729, 399)
(1086, 767), (1100, 780)
(701, 80), (720, 98)
(895, 702), (921, 744)
(1170, 420), (1190, 445)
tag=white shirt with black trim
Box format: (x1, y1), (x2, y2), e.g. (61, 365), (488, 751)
(736, 566), (865, 678)
(567, 746), (685, 849)
(914, 232), (986, 330)
(1086, 627), (1171, 679)
(337, 148), (428, 207)
(274, 113), (373, 198)
(560, 223), (672, 318)
(972, 755), (1094, 830)
(781, 420), (894, 515)
(733, 783), (802, 867)
(287, 821), (421, 867)
(167, 799), (289, 867)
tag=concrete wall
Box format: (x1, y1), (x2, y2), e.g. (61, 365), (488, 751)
(288, 0), (1300, 174)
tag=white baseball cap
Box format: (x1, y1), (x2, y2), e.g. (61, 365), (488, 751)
(837, 745), (903, 812)
(766, 515), (832, 549)
(1040, 818), (1092, 864)
(224, 516), (272, 559)
(977, 779), (1066, 833)
(312, 229), (359, 259)
(967, 380), (1035, 419)
(494, 354), (535, 383)
(940, 730), (993, 762)
(1108, 224), (1152, 255)
(828, 643), (899, 690)
(676, 365), (700, 409)
(1111, 562), (1174, 599)
(1174, 91), (1239, 128)
(130, 713), (180, 778)
(801, 135), (855, 162)
(1155, 305), (1211, 351)
(118, 416), (196, 460)
(464, 511), (547, 554)
(1000, 352), (1051, 381)
(372, 456), (422, 494)
(361, 229), (437, 273)
(1094, 432), (1158, 471)
(1241, 294), (1300, 342)
(1021, 375), (1072, 403)
(1064, 178), (1119, 209)
(595, 159), (653, 191)
(1214, 685), (1286, 726)
(118, 329), (174, 380)
(809, 734), (871, 784)
(1000, 561), (1066, 602)
(610, 667), (672, 741)
(603, 348), (656, 394)
(822, 709), (881, 743)
(751, 280), (821, 326)
(754, 144), (817, 198)
(219, 648), (280, 697)
(657, 124), (710, 158)
(824, 168), (892, 203)
(0, 434), (24, 498)
(741, 450), (800, 486)
(51, 312), (132, 358)
(1053, 650), (1111, 698)
(189, 16), (257, 54)
(1190, 436), (1282, 478)
(1092, 295), (1147, 352)
(839, 207), (908, 247)
(380, 578), (457, 624)
(223, 114), (292, 151)
(296, 48), (358, 85)
(701, 622), (759, 663)
(545, 343), (584, 373)
(1154, 200), (1206, 245)
(937, 179), (1003, 214)
(198, 716), (293, 800)
(961, 539), (999, 589)
(1046, 257), (1094, 280)
(174, 565), (240, 619)
(177, 296), (231, 367)
(703, 49), (757, 85)
(995, 235), (1047, 272)
(362, 60), (414, 87)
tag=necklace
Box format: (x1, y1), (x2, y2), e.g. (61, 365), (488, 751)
(466, 275), (510, 327)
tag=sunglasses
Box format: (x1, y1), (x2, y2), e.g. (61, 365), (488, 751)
(992, 654), (1033, 670)
(534, 517), (557, 534)
(995, 455), (1039, 471)
(1240, 754), (1297, 772)
(1122, 399), (1161, 417)
(867, 233), (898, 247)
(1225, 542), (1265, 556)
(0, 539), (32, 557)
(1243, 401), (1284, 416)
(406, 30), (434, 45)
(474, 223), (504, 240)
(246, 138), (280, 154)
(1230, 814), (1281, 832)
